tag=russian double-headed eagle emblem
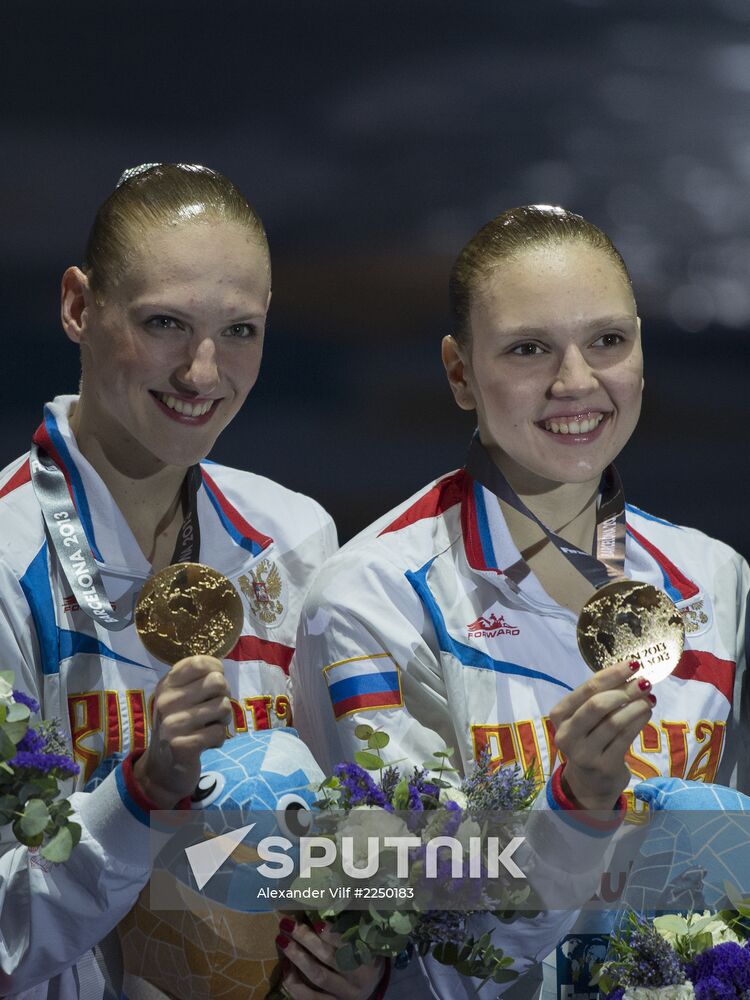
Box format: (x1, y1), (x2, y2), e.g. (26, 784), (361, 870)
(239, 559), (285, 626)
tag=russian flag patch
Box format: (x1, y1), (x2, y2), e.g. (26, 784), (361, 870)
(323, 653), (403, 720)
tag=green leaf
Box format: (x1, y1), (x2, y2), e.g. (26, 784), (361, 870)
(3, 719), (29, 745)
(40, 824), (74, 862)
(422, 760), (457, 773)
(12, 818), (43, 848)
(68, 821), (82, 848)
(354, 751), (386, 771)
(432, 749), (455, 758)
(367, 732), (390, 750)
(354, 724), (374, 740)
(6, 703), (30, 724)
(388, 911), (415, 935)
(334, 943), (360, 971)
(491, 968), (518, 984)
(392, 778), (410, 810)
(0, 728), (17, 760)
(19, 799), (50, 837)
(0, 794), (18, 823)
(432, 942), (460, 965)
(18, 778), (57, 805)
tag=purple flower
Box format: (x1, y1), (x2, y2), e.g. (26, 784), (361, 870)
(15, 726), (44, 754)
(688, 941), (750, 995)
(9, 750), (79, 776)
(603, 990), (625, 1000)
(694, 977), (738, 1000)
(12, 689), (39, 714)
(333, 763), (393, 811)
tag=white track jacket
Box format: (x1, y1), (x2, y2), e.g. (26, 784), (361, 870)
(292, 465), (749, 997)
(0, 396), (336, 998)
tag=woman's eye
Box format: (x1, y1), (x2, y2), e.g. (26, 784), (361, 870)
(592, 332), (624, 348)
(224, 323), (256, 339)
(146, 315), (182, 331)
(510, 342), (545, 356)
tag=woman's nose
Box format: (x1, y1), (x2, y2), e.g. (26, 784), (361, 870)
(550, 345), (599, 397)
(180, 337), (219, 394)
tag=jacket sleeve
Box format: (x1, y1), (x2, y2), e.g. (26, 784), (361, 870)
(716, 553), (750, 794)
(0, 772), (158, 993)
(0, 558), (159, 993)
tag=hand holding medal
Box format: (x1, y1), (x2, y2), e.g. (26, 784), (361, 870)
(131, 564), (243, 808)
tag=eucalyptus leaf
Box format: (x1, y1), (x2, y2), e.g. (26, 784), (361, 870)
(3, 719), (29, 745)
(491, 968), (518, 984)
(354, 751), (386, 771)
(19, 798), (50, 837)
(0, 794), (17, 823)
(12, 818), (43, 847)
(0, 728), (18, 760)
(40, 824), (73, 862)
(367, 732), (390, 750)
(354, 724), (374, 740)
(388, 911), (415, 935)
(334, 943), (360, 971)
(5, 703), (30, 724)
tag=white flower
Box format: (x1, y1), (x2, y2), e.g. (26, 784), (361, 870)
(335, 807), (411, 870)
(439, 787), (468, 810)
(623, 986), (695, 1000)
(702, 916), (741, 947)
(653, 911), (740, 949)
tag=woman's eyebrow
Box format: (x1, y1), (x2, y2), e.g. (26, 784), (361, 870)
(497, 315), (636, 338)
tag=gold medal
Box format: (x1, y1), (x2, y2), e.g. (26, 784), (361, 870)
(135, 562), (244, 663)
(576, 579), (685, 684)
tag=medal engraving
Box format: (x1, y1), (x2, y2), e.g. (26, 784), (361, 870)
(135, 563), (244, 663)
(577, 579), (685, 683)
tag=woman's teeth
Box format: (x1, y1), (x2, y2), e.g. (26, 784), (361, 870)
(157, 393), (214, 417)
(543, 414), (605, 435)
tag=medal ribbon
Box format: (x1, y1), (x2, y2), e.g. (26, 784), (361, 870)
(30, 427), (201, 631)
(466, 433), (627, 591)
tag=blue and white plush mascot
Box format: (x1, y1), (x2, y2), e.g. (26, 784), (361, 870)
(88, 730), (325, 1000)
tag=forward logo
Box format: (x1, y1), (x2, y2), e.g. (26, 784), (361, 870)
(467, 612), (520, 639)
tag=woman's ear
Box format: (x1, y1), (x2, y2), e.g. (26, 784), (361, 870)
(442, 334), (477, 411)
(61, 267), (93, 345)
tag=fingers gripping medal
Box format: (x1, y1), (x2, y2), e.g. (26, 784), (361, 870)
(135, 563), (244, 663)
(577, 579), (685, 684)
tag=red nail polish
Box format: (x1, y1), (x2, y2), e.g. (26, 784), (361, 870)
(313, 920), (327, 934)
(629, 660), (641, 671)
(279, 917), (296, 934)
(276, 934), (290, 950)
(638, 677), (651, 692)
(648, 693), (657, 706)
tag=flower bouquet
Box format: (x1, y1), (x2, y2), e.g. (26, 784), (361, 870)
(274, 724), (538, 991)
(0, 671), (80, 861)
(593, 893), (750, 999)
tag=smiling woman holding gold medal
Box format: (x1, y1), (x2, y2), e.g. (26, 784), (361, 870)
(291, 205), (750, 997)
(0, 164), (388, 1000)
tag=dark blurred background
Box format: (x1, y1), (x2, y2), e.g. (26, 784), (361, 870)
(2, 0), (748, 554)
